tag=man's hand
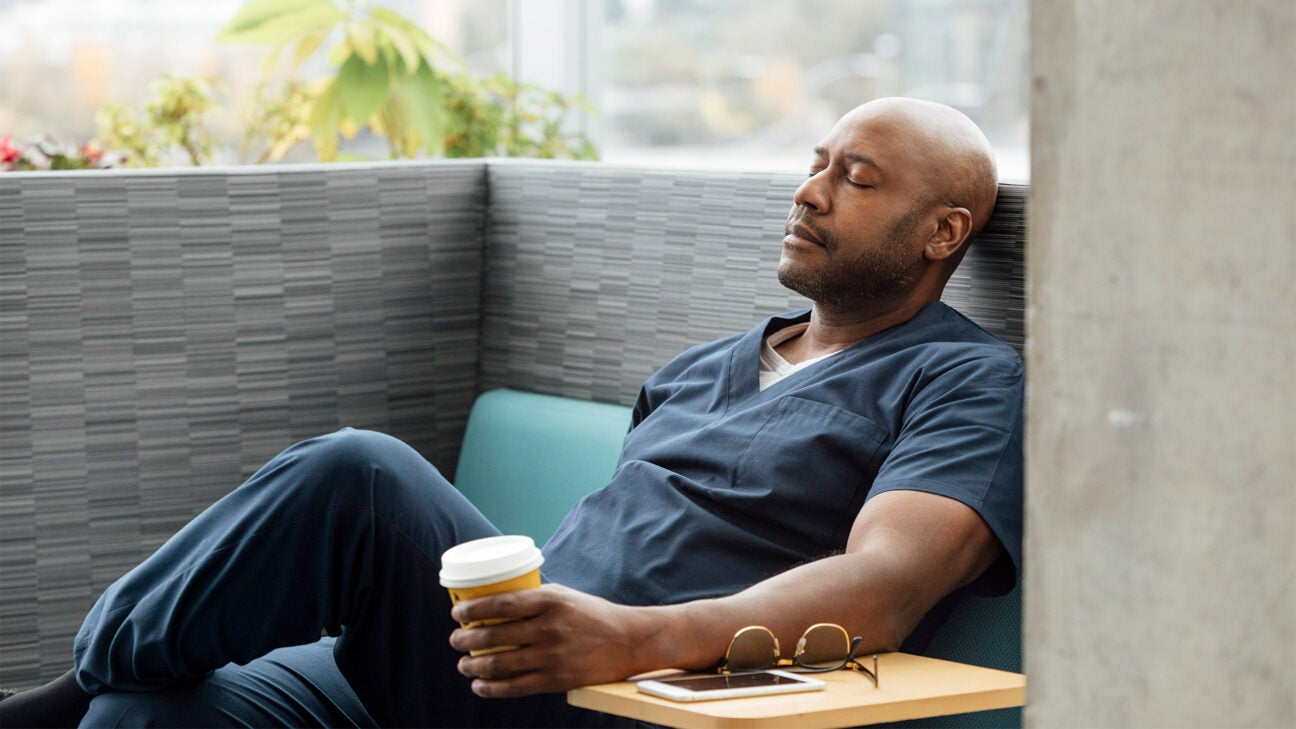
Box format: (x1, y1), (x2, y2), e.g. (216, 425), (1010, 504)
(449, 584), (663, 698)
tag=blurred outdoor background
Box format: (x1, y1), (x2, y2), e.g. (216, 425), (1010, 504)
(0, 0), (1028, 178)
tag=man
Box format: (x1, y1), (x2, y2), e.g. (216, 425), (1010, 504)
(0, 97), (1020, 728)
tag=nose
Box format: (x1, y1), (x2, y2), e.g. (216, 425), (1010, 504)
(792, 170), (829, 214)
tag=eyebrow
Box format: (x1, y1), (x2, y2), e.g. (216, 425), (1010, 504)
(813, 147), (883, 172)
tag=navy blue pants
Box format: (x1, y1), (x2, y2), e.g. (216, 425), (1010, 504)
(73, 429), (622, 728)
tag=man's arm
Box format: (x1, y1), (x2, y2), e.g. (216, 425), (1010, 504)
(449, 488), (1002, 698)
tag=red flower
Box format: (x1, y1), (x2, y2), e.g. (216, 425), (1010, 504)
(0, 134), (20, 164)
(82, 142), (103, 165)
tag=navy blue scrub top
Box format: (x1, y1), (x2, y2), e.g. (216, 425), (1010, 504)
(543, 301), (1023, 650)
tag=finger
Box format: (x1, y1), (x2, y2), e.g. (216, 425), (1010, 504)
(470, 670), (563, 699)
(449, 622), (536, 654)
(456, 644), (551, 681)
(450, 586), (557, 626)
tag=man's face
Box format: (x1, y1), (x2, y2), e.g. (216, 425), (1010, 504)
(777, 109), (935, 310)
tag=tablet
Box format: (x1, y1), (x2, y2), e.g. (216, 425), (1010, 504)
(636, 670), (826, 702)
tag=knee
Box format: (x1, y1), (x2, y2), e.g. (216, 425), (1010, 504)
(252, 428), (467, 531)
(316, 428), (415, 467)
(299, 429), (431, 480)
(227, 429), (442, 520)
(301, 429), (449, 497)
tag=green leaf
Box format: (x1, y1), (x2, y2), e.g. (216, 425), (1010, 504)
(398, 63), (449, 155)
(335, 54), (390, 124)
(293, 30), (329, 67)
(375, 95), (416, 158)
(326, 41), (350, 66)
(216, 0), (344, 45)
(308, 80), (341, 160)
(217, 0), (321, 39)
(347, 24), (378, 65)
(376, 40), (399, 72)
(373, 19), (422, 73)
(369, 7), (421, 35)
(370, 7), (461, 71)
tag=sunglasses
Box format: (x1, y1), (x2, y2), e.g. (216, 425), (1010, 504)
(718, 623), (879, 688)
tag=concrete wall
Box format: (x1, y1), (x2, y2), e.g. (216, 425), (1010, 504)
(1028, 1), (1295, 727)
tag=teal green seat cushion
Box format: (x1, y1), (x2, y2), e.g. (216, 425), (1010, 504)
(453, 389), (633, 544)
(886, 585), (1022, 728)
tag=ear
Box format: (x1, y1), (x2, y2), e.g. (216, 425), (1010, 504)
(924, 207), (973, 262)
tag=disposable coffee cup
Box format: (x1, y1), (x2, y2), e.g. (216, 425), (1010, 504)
(440, 535), (544, 655)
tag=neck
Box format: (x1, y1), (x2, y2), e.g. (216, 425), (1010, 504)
(776, 296), (933, 365)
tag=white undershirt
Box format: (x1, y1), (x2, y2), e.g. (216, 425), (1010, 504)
(758, 322), (844, 390)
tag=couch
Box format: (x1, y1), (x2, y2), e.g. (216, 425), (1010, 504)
(0, 159), (1025, 725)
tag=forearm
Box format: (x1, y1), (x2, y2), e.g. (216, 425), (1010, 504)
(641, 550), (917, 672)
(641, 491), (1002, 672)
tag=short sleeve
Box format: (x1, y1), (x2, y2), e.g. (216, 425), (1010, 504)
(868, 352), (1024, 595)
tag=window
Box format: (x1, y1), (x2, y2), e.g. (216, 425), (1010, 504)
(594, 0), (1028, 178)
(1, 0), (1027, 178)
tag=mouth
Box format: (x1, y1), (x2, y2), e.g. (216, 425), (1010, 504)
(784, 221), (826, 249)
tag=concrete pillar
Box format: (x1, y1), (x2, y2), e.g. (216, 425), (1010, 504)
(1028, 1), (1295, 727)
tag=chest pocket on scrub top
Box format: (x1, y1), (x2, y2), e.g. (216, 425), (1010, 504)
(735, 396), (887, 547)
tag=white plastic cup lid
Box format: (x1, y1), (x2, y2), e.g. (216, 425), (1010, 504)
(439, 535), (545, 588)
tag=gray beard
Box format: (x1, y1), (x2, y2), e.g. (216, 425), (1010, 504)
(778, 207), (926, 309)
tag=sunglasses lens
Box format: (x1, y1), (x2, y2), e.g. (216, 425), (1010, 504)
(795, 624), (851, 669)
(725, 626), (779, 672)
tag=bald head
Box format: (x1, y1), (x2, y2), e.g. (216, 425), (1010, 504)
(780, 97), (1001, 315)
(838, 97), (998, 237)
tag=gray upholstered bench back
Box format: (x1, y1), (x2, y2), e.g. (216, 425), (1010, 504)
(0, 160), (1025, 686)
(1, 163), (488, 683)
(480, 160), (1025, 409)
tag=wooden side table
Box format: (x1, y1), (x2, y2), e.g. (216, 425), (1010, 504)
(567, 653), (1025, 729)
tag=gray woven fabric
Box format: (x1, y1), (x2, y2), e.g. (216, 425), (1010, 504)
(0, 163), (486, 686)
(0, 160), (1027, 688)
(481, 160), (1026, 406)
(480, 161), (810, 406)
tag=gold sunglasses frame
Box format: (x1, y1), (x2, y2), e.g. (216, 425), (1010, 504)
(718, 623), (879, 688)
